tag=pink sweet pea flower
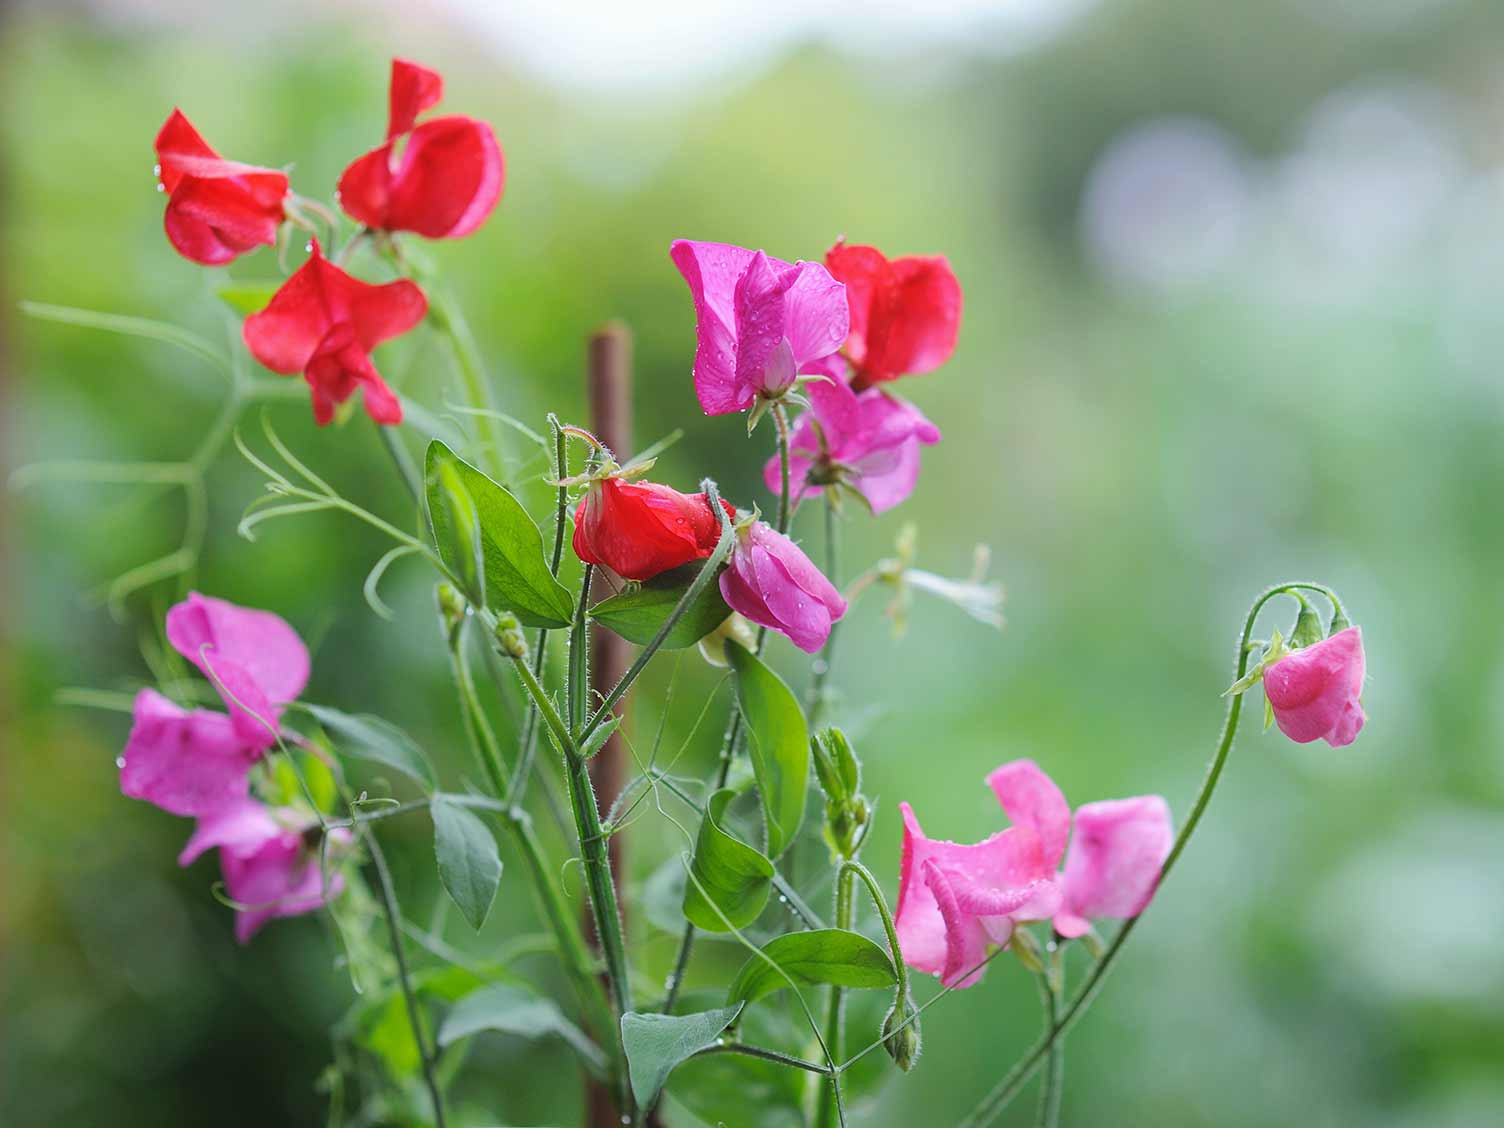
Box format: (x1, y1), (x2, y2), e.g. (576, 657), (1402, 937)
(119, 594), (309, 818)
(119, 689), (259, 817)
(166, 592), (311, 747)
(242, 240), (427, 426)
(763, 373), (940, 513)
(1262, 626), (1366, 748)
(154, 109), (290, 266)
(179, 798), (349, 943)
(718, 520), (846, 653)
(896, 759), (1172, 987)
(338, 59), (504, 239)
(670, 240), (849, 416)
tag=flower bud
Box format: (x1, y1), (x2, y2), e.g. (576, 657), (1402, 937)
(436, 583), (467, 634)
(1010, 926), (1045, 974)
(881, 993), (922, 1073)
(1290, 602), (1324, 649)
(494, 612), (528, 660)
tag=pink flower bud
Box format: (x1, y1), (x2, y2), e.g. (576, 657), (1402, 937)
(717, 521), (846, 653)
(1262, 626), (1366, 748)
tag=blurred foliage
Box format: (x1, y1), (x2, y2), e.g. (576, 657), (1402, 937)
(5, 1), (1504, 1126)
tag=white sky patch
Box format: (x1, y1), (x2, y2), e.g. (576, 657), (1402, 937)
(438, 0), (1096, 91)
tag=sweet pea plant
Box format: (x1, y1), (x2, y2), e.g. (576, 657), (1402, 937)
(24, 57), (1372, 1128)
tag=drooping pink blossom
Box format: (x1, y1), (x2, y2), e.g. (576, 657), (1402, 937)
(718, 520), (846, 653)
(120, 594), (309, 818)
(166, 591), (311, 747)
(763, 373), (940, 513)
(179, 798), (349, 943)
(896, 759), (1172, 987)
(1262, 626), (1366, 748)
(670, 240), (849, 416)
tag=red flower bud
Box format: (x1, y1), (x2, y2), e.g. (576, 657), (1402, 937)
(824, 240), (962, 389)
(242, 241), (426, 426)
(154, 109), (289, 266)
(337, 59), (503, 240)
(572, 477), (733, 581)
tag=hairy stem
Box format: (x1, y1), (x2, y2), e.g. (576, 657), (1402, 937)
(807, 495), (840, 723)
(957, 584), (1312, 1127)
(1036, 962), (1064, 1128)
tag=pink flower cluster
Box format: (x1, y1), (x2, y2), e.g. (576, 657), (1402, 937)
(896, 759), (1172, 988)
(119, 593), (344, 942)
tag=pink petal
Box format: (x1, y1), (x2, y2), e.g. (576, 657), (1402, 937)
(1263, 627), (1366, 748)
(782, 260), (849, 373)
(1060, 796), (1173, 924)
(178, 796), (284, 866)
(120, 689), (256, 818)
(986, 759), (1072, 870)
(166, 592), (310, 708)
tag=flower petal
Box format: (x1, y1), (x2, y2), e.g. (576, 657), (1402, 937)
(986, 759), (1072, 870)
(1060, 795), (1173, 924)
(388, 58), (444, 139)
(120, 690), (256, 818)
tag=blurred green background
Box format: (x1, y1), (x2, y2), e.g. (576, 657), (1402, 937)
(5, 0), (1504, 1125)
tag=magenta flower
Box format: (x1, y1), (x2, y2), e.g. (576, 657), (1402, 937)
(896, 759), (1172, 988)
(670, 239), (849, 416)
(119, 593), (309, 818)
(165, 591), (310, 746)
(179, 798), (349, 943)
(1262, 626), (1366, 748)
(764, 374), (940, 513)
(718, 520), (847, 653)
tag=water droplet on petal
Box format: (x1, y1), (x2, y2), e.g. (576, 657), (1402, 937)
(115, 756), (127, 769)
(155, 183), (165, 193)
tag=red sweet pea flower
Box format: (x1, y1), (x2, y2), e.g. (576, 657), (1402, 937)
(573, 476), (734, 581)
(242, 241), (427, 426)
(337, 59), (504, 239)
(824, 240), (962, 389)
(154, 109), (289, 266)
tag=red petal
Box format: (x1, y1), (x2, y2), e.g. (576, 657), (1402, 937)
(155, 108), (219, 192)
(381, 116), (504, 238)
(336, 142), (394, 230)
(164, 174), (285, 265)
(388, 58), (444, 139)
(825, 241), (961, 386)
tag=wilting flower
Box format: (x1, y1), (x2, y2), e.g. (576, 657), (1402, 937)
(824, 240), (962, 389)
(764, 373), (940, 513)
(179, 798), (349, 943)
(338, 58), (504, 239)
(119, 593), (309, 816)
(154, 109), (289, 265)
(242, 241), (426, 425)
(1262, 626), (1366, 748)
(670, 240), (848, 416)
(896, 759), (1171, 988)
(718, 520), (846, 653)
(573, 475), (734, 581)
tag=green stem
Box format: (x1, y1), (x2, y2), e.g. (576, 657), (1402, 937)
(428, 288), (510, 486)
(568, 563), (594, 733)
(1036, 961), (1064, 1128)
(447, 626), (510, 796)
(510, 655), (633, 1090)
(508, 417), (569, 807)
(807, 495), (840, 723)
(815, 864), (855, 1128)
(376, 421), (421, 504)
(957, 584), (1312, 1127)
(365, 830), (447, 1128)
(692, 1043), (831, 1074)
(772, 402), (791, 535)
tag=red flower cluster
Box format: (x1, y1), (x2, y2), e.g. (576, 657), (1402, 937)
(155, 59), (503, 426)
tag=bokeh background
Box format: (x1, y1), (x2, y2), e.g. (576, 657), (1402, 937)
(5, 0), (1504, 1125)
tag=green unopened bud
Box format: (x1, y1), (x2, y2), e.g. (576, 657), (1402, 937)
(1011, 926), (1045, 974)
(494, 612), (528, 660)
(1079, 928), (1107, 961)
(1291, 602), (1324, 649)
(881, 993), (922, 1072)
(1330, 605), (1351, 634)
(436, 583), (467, 634)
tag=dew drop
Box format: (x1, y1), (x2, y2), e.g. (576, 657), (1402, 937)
(152, 163), (161, 176)
(304, 242), (314, 253)
(115, 756), (127, 769)
(155, 183), (165, 193)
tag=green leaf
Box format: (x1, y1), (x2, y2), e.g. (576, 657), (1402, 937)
(683, 790), (775, 932)
(438, 984), (606, 1075)
(725, 641), (810, 859)
(301, 703), (434, 788)
(215, 281), (282, 316)
(424, 440), (573, 629)
(620, 1003), (744, 1107)
(589, 560), (731, 648)
(431, 797), (502, 931)
(728, 929), (897, 1008)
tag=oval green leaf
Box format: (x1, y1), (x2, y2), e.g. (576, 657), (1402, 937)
(424, 440), (573, 629)
(727, 928), (897, 1008)
(725, 640), (810, 859)
(439, 983), (606, 1075)
(589, 560), (731, 648)
(300, 703), (434, 788)
(682, 789), (774, 932)
(431, 797), (502, 931)
(621, 1003), (744, 1107)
